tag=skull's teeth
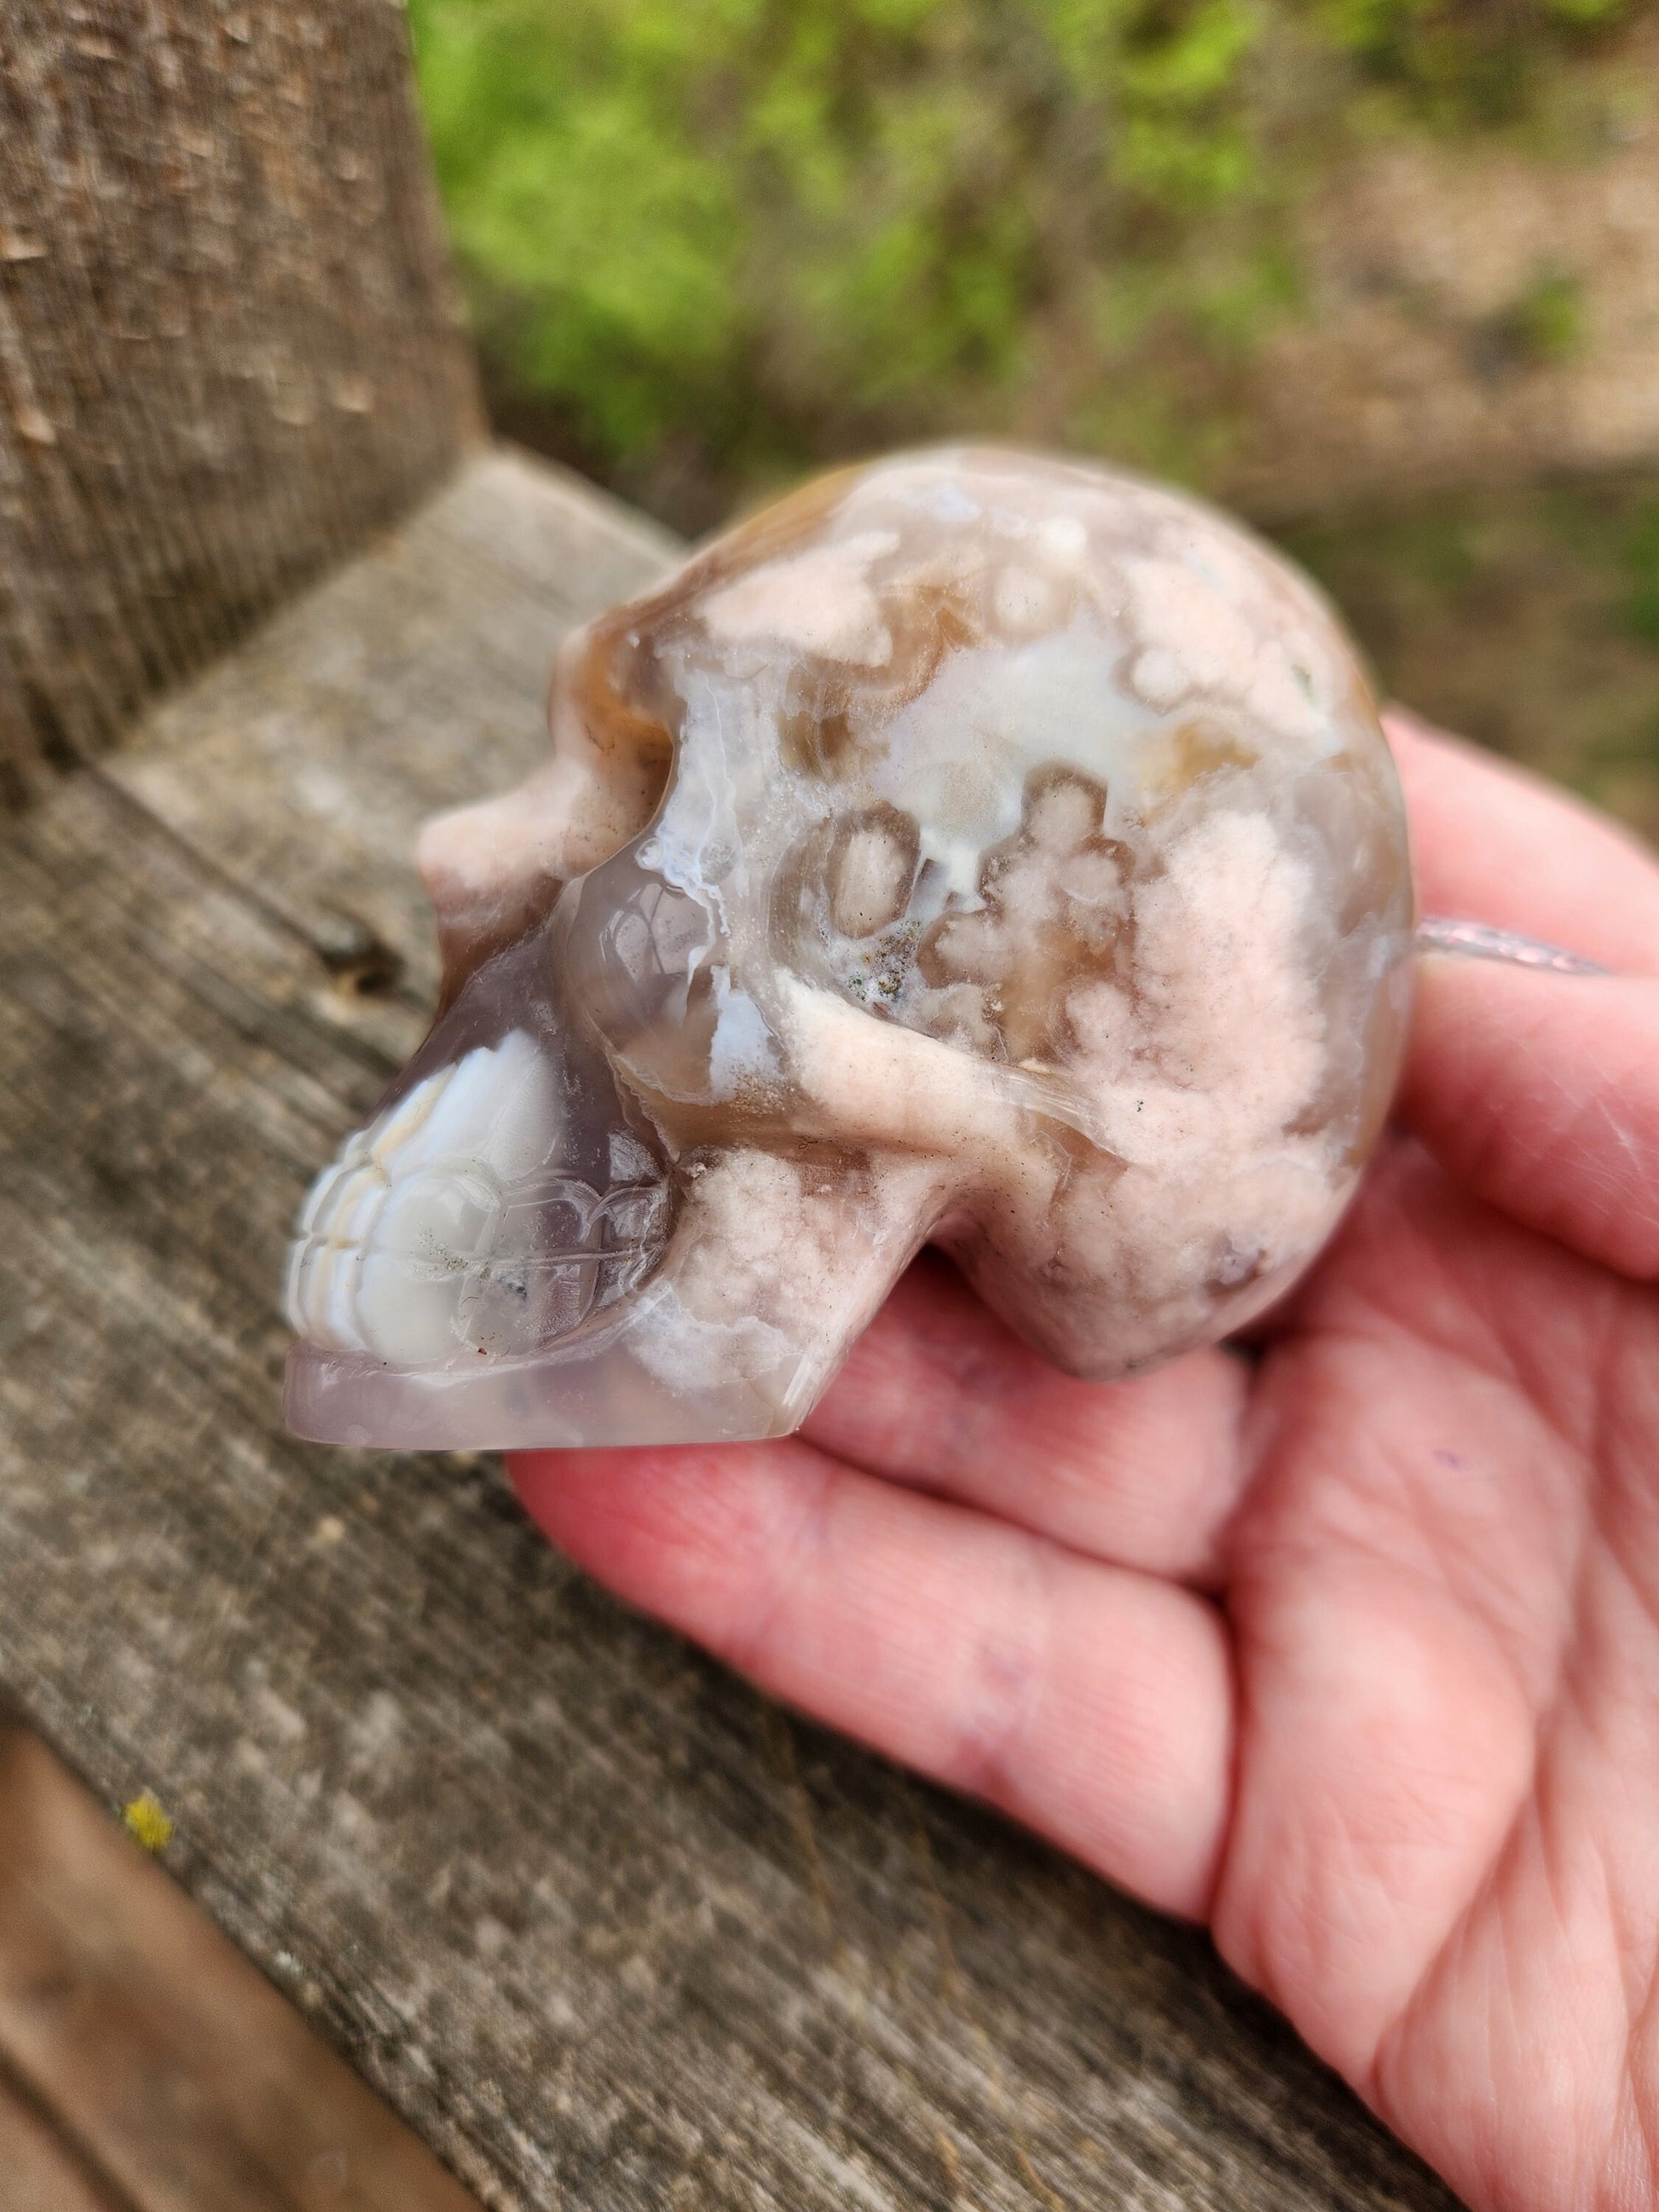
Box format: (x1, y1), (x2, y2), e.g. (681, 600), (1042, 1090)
(286, 1033), (553, 1365)
(285, 1031), (672, 1368)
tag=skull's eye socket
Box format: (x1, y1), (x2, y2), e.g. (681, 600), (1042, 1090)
(825, 806), (921, 939)
(568, 868), (717, 1045)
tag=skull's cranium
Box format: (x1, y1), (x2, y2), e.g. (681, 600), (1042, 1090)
(284, 448), (1412, 1450)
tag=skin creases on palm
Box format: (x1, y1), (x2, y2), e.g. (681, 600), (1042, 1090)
(513, 713), (1659, 2212)
(1221, 1131), (1659, 2212)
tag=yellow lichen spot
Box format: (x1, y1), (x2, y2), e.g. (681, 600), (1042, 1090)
(122, 1790), (175, 1854)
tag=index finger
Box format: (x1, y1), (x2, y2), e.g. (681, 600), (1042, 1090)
(511, 1438), (1234, 1920)
(1386, 707), (1659, 1277)
(1384, 707), (1659, 974)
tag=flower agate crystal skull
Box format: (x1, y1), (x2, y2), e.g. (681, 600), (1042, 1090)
(284, 448), (1412, 1451)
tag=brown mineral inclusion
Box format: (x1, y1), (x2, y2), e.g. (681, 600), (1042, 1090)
(284, 448), (1413, 1450)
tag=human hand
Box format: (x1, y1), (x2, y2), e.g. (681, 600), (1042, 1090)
(512, 712), (1659, 2212)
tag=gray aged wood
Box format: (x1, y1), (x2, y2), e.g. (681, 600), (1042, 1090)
(0, 0), (482, 807)
(0, 448), (1460, 2211)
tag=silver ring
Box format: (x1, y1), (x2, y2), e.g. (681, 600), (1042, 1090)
(1414, 916), (1608, 977)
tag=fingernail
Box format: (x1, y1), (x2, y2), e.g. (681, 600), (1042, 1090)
(1414, 916), (1609, 976)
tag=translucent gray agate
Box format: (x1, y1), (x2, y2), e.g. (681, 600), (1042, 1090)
(284, 448), (1413, 1450)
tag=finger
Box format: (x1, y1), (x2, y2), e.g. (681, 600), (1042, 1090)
(1402, 957), (1659, 1279)
(802, 1251), (1250, 1585)
(512, 1440), (1234, 1919)
(1384, 707), (1659, 973)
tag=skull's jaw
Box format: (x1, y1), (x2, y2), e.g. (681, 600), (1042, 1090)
(282, 929), (943, 1448)
(283, 1154), (934, 1451)
(282, 1278), (839, 1450)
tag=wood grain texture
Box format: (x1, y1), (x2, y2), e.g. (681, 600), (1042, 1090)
(0, 0), (482, 807)
(0, 448), (1462, 2211)
(0, 1724), (481, 2212)
(0, 2067), (124, 2212)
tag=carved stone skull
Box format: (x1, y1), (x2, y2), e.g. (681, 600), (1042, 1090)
(285, 448), (1412, 1450)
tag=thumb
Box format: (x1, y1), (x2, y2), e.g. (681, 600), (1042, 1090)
(1400, 953), (1659, 1281)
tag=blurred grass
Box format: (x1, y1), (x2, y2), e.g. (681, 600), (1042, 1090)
(1286, 476), (1659, 843)
(409, 0), (1656, 523)
(408, 0), (1659, 833)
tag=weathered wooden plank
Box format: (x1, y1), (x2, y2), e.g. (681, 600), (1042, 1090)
(0, 1723), (480, 2212)
(0, 0), (482, 805)
(0, 448), (1460, 2210)
(0, 2066), (124, 2212)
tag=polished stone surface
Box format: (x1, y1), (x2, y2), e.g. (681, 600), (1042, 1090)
(286, 448), (1413, 1448)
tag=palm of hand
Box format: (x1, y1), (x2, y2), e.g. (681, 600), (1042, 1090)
(515, 719), (1659, 2212)
(1226, 1140), (1659, 2210)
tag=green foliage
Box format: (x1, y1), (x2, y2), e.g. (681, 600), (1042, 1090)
(1315, 0), (1637, 119)
(1622, 505), (1659, 649)
(1509, 271), (1585, 364)
(1281, 476), (1659, 840)
(408, 0), (1651, 509)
